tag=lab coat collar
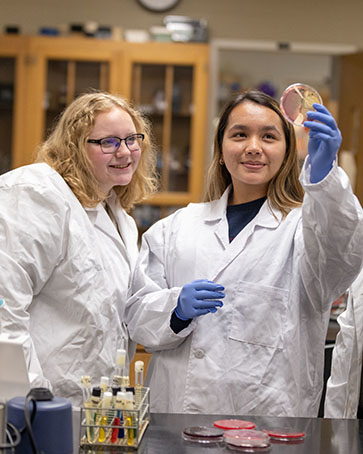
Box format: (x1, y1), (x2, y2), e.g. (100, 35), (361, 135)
(204, 186), (283, 229)
(205, 187), (284, 279)
(84, 191), (135, 254)
(105, 192), (139, 258)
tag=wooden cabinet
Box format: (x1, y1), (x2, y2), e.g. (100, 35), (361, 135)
(21, 36), (123, 166)
(123, 42), (208, 207)
(121, 42), (209, 230)
(0, 36), (27, 172)
(336, 52), (363, 205)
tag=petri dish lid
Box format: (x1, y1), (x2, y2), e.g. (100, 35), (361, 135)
(182, 426), (224, 444)
(214, 419), (256, 430)
(280, 83), (322, 126)
(262, 428), (306, 442)
(224, 429), (270, 448)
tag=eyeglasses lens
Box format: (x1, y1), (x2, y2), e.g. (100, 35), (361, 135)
(100, 135), (143, 153)
(125, 135), (143, 151)
(100, 138), (120, 153)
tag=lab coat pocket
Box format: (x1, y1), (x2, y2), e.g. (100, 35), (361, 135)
(229, 280), (288, 349)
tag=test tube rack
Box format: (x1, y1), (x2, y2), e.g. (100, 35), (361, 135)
(80, 387), (150, 450)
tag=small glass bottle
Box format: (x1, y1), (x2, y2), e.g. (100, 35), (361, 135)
(134, 361), (144, 407)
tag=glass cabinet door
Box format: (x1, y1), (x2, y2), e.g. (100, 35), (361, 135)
(0, 57), (15, 174)
(45, 59), (109, 138)
(131, 63), (194, 194)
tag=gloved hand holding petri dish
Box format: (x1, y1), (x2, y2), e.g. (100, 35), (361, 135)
(280, 83), (322, 126)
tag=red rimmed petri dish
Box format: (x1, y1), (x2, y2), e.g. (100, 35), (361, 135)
(224, 429), (271, 452)
(182, 426), (225, 444)
(262, 428), (306, 443)
(280, 83), (322, 127)
(214, 419), (256, 430)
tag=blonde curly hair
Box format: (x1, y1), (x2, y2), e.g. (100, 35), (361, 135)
(36, 91), (158, 211)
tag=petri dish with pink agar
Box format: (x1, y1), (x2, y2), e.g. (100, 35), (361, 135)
(224, 429), (270, 452)
(262, 428), (306, 443)
(214, 419), (256, 430)
(280, 83), (322, 126)
(182, 426), (224, 444)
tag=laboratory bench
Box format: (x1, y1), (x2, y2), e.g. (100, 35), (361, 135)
(74, 410), (363, 454)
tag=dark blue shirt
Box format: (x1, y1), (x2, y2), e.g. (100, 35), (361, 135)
(227, 196), (267, 242)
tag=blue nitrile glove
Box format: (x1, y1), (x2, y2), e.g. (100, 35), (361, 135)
(174, 279), (225, 321)
(304, 103), (342, 183)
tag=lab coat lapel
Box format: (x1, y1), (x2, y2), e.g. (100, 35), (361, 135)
(85, 196), (127, 257)
(109, 203), (139, 269)
(89, 204), (121, 242)
(207, 189), (282, 281)
(104, 192), (139, 268)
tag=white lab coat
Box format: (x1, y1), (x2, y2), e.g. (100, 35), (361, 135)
(324, 268), (363, 418)
(0, 163), (138, 406)
(126, 159), (363, 417)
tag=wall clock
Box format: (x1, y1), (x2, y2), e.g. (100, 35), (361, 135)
(137, 0), (181, 12)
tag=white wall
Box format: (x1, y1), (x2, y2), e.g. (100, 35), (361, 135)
(0, 0), (363, 48)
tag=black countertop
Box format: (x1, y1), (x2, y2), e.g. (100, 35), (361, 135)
(75, 412), (363, 454)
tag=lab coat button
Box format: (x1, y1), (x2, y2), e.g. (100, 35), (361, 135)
(194, 349), (205, 359)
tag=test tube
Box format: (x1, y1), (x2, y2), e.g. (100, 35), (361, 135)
(98, 391), (112, 443)
(99, 376), (109, 397)
(81, 375), (91, 403)
(115, 348), (126, 377)
(121, 375), (130, 392)
(124, 391), (135, 446)
(88, 387), (101, 443)
(134, 361), (144, 407)
(113, 391), (125, 441)
(81, 376), (92, 442)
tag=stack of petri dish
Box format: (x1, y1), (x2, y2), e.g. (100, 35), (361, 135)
(263, 428), (306, 444)
(182, 426), (224, 444)
(223, 429), (271, 452)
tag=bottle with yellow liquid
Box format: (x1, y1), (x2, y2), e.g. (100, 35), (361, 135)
(98, 391), (112, 443)
(124, 391), (135, 446)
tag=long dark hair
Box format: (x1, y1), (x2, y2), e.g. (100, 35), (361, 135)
(204, 90), (304, 217)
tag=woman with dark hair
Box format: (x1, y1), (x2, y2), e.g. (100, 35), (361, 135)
(126, 90), (363, 417)
(0, 91), (157, 405)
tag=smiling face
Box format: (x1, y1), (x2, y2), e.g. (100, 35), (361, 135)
(221, 101), (287, 204)
(86, 107), (141, 194)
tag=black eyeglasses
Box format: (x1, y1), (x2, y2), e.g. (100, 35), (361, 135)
(87, 133), (144, 154)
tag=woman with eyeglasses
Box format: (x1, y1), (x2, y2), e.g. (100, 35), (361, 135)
(0, 91), (157, 405)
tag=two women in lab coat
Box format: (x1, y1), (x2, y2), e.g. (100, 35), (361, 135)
(126, 90), (363, 417)
(0, 92), (157, 405)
